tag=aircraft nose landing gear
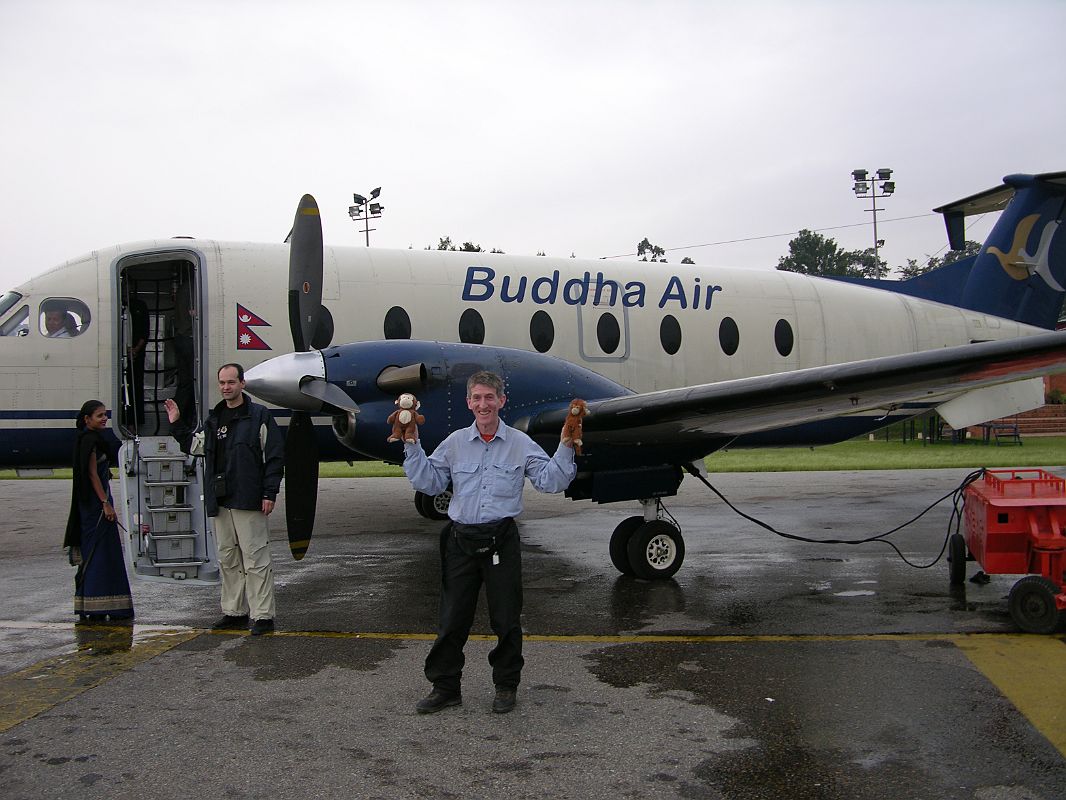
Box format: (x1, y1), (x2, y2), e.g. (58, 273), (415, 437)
(609, 500), (685, 580)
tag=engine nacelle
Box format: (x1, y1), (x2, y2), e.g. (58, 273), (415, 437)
(332, 411), (360, 452)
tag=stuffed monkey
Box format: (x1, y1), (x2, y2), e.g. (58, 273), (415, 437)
(561, 398), (589, 455)
(387, 393), (425, 444)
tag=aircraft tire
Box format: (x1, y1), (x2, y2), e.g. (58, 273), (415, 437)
(425, 489), (451, 521)
(1008, 575), (1063, 634)
(414, 492), (430, 519)
(626, 520), (685, 580)
(947, 533), (967, 586)
(609, 516), (645, 576)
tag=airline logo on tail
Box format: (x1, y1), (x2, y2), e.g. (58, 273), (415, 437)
(237, 304), (271, 350)
(988, 214), (1063, 291)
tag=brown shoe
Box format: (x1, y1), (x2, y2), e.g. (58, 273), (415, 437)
(416, 690), (462, 714)
(492, 687), (516, 714)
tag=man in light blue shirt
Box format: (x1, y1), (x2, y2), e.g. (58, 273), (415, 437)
(403, 370), (576, 714)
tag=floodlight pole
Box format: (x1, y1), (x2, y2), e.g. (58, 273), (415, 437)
(348, 188), (384, 246)
(851, 169), (896, 263)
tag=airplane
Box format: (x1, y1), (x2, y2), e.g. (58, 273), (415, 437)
(1, 170), (1064, 589)
(249, 171), (1066, 576)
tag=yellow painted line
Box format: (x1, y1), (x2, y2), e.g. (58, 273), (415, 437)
(0, 623), (1016, 645)
(954, 634), (1066, 757)
(202, 630), (973, 642)
(0, 626), (198, 733)
(2, 620), (1064, 758)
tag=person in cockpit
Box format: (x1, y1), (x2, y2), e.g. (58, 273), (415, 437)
(44, 308), (78, 338)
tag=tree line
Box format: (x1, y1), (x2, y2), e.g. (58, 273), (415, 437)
(421, 231), (981, 279)
(775, 229), (982, 279)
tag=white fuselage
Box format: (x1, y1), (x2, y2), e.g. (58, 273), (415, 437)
(0, 239), (1040, 466)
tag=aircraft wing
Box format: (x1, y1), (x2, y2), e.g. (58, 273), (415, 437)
(525, 330), (1066, 446)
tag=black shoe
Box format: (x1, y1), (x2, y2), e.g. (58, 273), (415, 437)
(492, 687), (517, 714)
(212, 614), (249, 630)
(249, 618), (275, 636)
(416, 690), (462, 714)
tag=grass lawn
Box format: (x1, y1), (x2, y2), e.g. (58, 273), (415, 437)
(5, 436), (1065, 480)
(702, 436), (1066, 472)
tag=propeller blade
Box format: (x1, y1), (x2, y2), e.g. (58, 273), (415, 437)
(309, 304), (335, 350)
(284, 410), (319, 560)
(301, 376), (360, 413)
(288, 194), (323, 353)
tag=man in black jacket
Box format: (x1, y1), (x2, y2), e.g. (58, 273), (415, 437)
(166, 363), (284, 635)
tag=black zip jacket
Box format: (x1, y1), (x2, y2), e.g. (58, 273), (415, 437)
(173, 394), (284, 516)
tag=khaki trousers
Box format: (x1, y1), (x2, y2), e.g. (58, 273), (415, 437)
(214, 506), (276, 621)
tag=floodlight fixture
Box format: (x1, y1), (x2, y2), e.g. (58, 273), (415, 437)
(350, 187), (384, 246)
(850, 167), (897, 262)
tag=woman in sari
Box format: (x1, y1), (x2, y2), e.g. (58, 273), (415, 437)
(63, 400), (134, 622)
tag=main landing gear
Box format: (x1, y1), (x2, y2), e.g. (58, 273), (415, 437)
(414, 489), (451, 521)
(410, 491), (685, 580)
(609, 499), (685, 580)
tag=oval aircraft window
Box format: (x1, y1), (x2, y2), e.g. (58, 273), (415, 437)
(383, 306), (412, 340)
(775, 318), (794, 357)
(39, 297), (91, 338)
(529, 310), (554, 353)
(660, 314), (681, 355)
(458, 308), (485, 344)
(719, 316), (739, 356)
(597, 312), (620, 354)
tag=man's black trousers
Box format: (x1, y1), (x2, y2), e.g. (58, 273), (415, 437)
(424, 520), (523, 695)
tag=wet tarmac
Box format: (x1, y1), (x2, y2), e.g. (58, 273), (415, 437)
(1, 469), (1064, 799)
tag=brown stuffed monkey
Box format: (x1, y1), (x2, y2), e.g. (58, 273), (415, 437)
(561, 398), (589, 455)
(387, 393), (425, 444)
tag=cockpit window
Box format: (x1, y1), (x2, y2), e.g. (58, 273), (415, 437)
(0, 305), (29, 337)
(0, 291), (21, 318)
(39, 297), (92, 339)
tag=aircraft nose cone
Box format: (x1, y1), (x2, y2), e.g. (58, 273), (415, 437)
(245, 351), (326, 411)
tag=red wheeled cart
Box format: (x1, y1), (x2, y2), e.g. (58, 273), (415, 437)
(956, 469), (1066, 633)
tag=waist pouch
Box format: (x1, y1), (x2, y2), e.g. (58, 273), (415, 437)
(452, 518), (514, 558)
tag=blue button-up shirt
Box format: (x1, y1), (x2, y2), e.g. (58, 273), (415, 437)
(403, 419), (576, 524)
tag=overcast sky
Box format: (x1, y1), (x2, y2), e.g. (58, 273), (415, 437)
(2, 0), (1063, 292)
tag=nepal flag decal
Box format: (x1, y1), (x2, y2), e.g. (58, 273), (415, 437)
(237, 304), (271, 350)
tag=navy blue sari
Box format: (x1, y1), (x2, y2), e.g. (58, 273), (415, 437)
(67, 437), (134, 621)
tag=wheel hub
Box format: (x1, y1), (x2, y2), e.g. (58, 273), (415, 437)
(1020, 593), (1050, 617)
(645, 535), (676, 568)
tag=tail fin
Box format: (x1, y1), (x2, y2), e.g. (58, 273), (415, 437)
(937, 171), (1066, 329)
